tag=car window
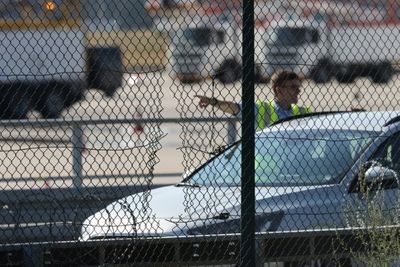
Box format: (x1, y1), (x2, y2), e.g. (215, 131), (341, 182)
(255, 131), (359, 185)
(370, 133), (400, 172)
(188, 129), (376, 187)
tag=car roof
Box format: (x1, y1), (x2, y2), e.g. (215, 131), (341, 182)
(263, 111), (400, 133)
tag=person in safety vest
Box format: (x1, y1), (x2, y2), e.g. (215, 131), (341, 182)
(195, 70), (312, 130)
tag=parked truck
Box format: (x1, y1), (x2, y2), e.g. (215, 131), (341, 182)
(0, 0), (122, 119)
(265, 5), (400, 84)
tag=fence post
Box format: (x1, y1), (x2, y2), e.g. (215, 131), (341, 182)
(227, 120), (237, 144)
(72, 123), (84, 188)
(241, 0), (255, 266)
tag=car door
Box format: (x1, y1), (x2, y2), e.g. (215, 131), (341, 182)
(346, 132), (400, 228)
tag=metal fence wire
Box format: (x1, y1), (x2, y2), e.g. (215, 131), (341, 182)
(1, 0), (400, 266)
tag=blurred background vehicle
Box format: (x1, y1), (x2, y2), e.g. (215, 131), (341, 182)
(0, 0), (123, 119)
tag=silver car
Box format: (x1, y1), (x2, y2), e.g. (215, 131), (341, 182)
(81, 111), (400, 241)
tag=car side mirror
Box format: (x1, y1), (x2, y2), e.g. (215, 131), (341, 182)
(364, 166), (397, 184)
(349, 162), (399, 194)
(359, 165), (399, 193)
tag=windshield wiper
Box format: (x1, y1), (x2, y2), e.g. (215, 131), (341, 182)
(177, 145), (225, 156)
(212, 145), (226, 155)
(176, 182), (201, 188)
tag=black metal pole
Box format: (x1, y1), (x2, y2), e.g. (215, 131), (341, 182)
(240, 0), (255, 266)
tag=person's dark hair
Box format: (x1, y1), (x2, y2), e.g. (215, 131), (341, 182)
(270, 70), (300, 88)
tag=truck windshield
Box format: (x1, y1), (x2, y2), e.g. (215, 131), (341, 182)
(271, 27), (308, 46)
(187, 129), (376, 187)
(183, 27), (214, 47)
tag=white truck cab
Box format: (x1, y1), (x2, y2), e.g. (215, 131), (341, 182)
(170, 13), (269, 84)
(170, 17), (242, 84)
(265, 16), (329, 82)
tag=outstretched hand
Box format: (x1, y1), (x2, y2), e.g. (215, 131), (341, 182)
(195, 95), (239, 115)
(195, 95), (212, 108)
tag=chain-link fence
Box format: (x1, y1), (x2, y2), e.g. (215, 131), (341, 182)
(1, 0), (400, 266)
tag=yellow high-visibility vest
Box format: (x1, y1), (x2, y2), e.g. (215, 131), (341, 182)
(256, 100), (312, 130)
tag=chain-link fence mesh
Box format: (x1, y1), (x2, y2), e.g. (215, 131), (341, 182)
(1, 0), (400, 266)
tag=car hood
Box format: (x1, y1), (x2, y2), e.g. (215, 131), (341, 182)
(80, 184), (333, 240)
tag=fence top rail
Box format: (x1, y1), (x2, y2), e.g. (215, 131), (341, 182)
(0, 117), (241, 128)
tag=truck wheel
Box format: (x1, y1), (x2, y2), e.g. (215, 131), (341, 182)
(0, 83), (31, 119)
(371, 62), (393, 84)
(87, 47), (123, 97)
(9, 96), (30, 119)
(311, 68), (331, 84)
(311, 59), (332, 84)
(335, 68), (356, 84)
(40, 92), (65, 119)
(217, 59), (241, 84)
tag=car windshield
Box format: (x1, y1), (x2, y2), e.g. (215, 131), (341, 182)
(188, 129), (376, 187)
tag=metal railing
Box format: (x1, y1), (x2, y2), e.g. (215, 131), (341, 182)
(0, 117), (239, 187)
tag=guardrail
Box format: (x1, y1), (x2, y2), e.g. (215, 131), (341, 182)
(0, 116), (240, 187)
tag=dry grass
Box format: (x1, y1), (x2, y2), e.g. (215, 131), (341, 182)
(85, 30), (169, 71)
